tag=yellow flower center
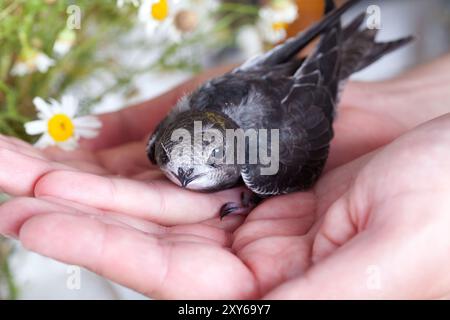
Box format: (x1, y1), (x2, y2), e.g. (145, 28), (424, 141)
(151, 0), (169, 21)
(272, 21), (288, 32)
(48, 114), (74, 142)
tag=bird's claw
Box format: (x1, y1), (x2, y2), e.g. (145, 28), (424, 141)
(219, 191), (260, 220)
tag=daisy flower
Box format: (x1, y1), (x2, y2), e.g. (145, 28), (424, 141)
(138, 0), (216, 41)
(117, 0), (140, 8)
(10, 48), (55, 77)
(25, 96), (102, 150)
(53, 28), (76, 57)
(258, 0), (298, 44)
(138, 0), (176, 38)
(171, 0), (218, 40)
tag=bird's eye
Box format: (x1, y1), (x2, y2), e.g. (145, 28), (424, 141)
(208, 146), (223, 168)
(211, 146), (223, 158)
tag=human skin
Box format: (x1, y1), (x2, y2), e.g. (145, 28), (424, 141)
(0, 54), (449, 299)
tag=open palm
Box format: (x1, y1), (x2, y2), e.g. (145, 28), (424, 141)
(1, 57), (450, 299)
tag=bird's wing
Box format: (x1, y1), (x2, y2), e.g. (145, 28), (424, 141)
(240, 11), (341, 196)
(240, 80), (335, 196)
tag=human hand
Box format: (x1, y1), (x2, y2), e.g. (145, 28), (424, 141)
(0, 55), (449, 299)
(1, 113), (449, 299)
(265, 114), (450, 299)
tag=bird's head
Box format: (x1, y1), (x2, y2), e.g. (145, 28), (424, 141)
(150, 111), (241, 192)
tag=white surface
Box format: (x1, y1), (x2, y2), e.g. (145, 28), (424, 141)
(8, 0), (450, 299)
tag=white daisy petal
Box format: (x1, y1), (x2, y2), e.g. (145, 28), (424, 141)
(10, 63), (28, 77)
(34, 134), (54, 149)
(61, 95), (79, 117)
(145, 19), (160, 35)
(48, 98), (63, 114)
(53, 42), (72, 57)
(73, 116), (102, 129)
(58, 138), (78, 151)
(35, 53), (55, 73)
(138, 0), (151, 20)
(33, 97), (54, 118)
(24, 120), (47, 136)
(76, 127), (100, 139)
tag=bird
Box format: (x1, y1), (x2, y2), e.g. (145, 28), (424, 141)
(146, 0), (413, 218)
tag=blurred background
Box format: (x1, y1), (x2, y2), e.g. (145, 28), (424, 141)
(0, 0), (449, 299)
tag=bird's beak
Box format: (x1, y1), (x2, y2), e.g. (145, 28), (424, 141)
(177, 175), (190, 188)
(174, 167), (194, 188)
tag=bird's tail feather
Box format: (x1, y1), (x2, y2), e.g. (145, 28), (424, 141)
(295, 10), (413, 96)
(339, 15), (414, 80)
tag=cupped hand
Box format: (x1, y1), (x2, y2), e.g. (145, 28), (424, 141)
(1, 113), (449, 299)
(0, 56), (449, 299)
(266, 114), (450, 299)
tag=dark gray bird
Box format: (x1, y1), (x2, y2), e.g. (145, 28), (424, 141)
(147, 0), (413, 217)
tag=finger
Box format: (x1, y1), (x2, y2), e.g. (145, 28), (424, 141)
(238, 236), (312, 295)
(246, 192), (316, 221)
(202, 215), (246, 233)
(314, 152), (374, 218)
(0, 197), (80, 238)
(81, 65), (235, 151)
(263, 231), (385, 299)
(34, 170), (248, 225)
(0, 135), (47, 160)
(168, 223), (233, 247)
(310, 193), (358, 263)
(0, 136), (106, 192)
(57, 160), (110, 175)
(0, 148), (69, 196)
(233, 218), (314, 252)
(0, 196), (232, 248)
(18, 213), (258, 299)
(44, 146), (100, 164)
(0, 197), (139, 238)
(232, 193), (317, 251)
(131, 170), (166, 181)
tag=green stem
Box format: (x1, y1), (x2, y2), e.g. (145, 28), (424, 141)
(218, 2), (260, 15)
(0, 0), (21, 22)
(0, 80), (17, 115)
(2, 256), (18, 300)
